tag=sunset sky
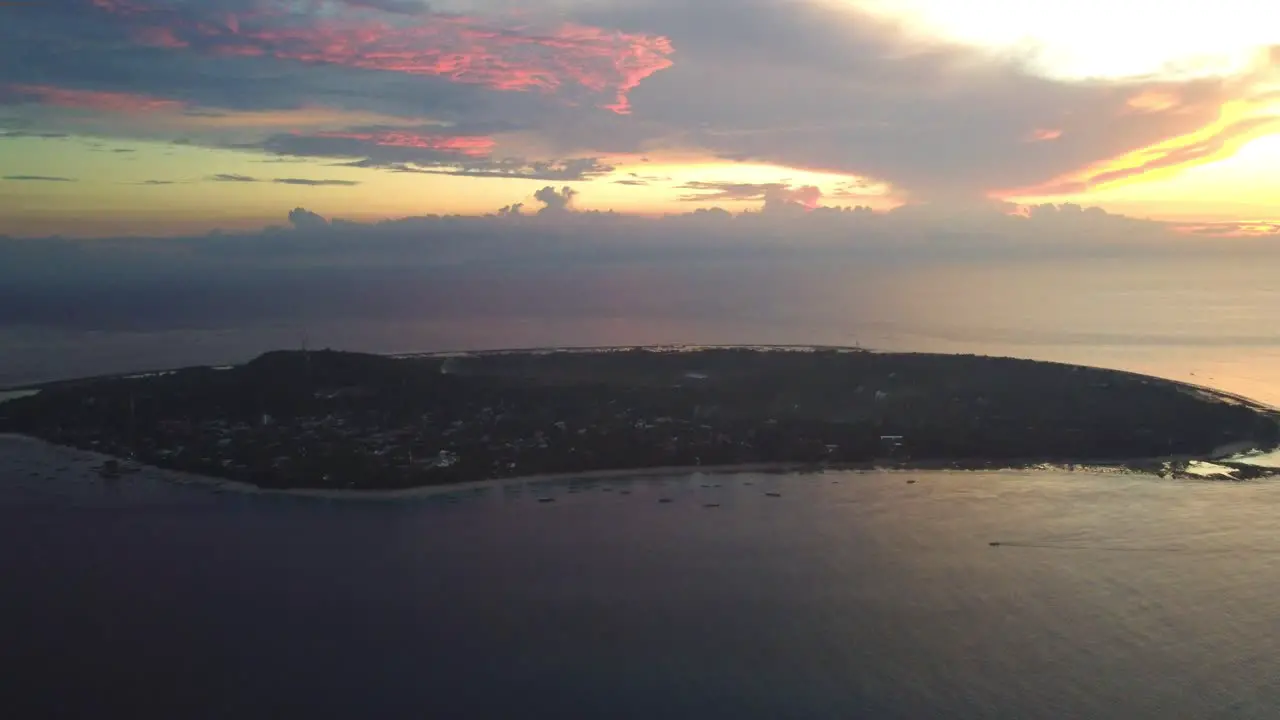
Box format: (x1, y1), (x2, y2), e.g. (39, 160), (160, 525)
(2, 0), (1278, 237)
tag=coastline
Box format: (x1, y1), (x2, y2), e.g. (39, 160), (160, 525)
(4, 432), (1276, 504)
(5, 345), (1278, 416)
(0, 433), (844, 502)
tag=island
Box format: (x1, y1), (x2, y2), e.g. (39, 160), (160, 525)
(1, 347), (1277, 490)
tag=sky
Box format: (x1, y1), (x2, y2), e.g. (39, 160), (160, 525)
(1, 0), (1278, 237)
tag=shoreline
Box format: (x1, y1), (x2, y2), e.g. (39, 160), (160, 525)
(4, 433), (1276, 503)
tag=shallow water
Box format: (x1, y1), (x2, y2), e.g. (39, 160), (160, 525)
(4, 467), (1280, 718)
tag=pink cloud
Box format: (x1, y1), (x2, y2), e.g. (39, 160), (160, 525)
(3, 84), (183, 113)
(312, 130), (495, 156)
(766, 184), (822, 210)
(93, 0), (674, 114)
(213, 44), (268, 57)
(1028, 128), (1062, 142)
(134, 25), (189, 48)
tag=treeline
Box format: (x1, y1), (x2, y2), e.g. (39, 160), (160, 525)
(0, 348), (1275, 490)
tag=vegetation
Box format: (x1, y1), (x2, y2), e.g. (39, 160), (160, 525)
(1, 348), (1275, 490)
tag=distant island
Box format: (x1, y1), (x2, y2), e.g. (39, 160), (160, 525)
(2, 347), (1277, 490)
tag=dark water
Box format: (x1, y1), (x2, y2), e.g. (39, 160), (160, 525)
(5, 470), (1280, 719)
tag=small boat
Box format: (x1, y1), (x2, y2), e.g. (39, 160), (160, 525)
(537, 497), (555, 503)
(765, 492), (781, 498)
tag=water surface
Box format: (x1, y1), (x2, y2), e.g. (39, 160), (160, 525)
(4, 255), (1278, 405)
(4, 469), (1280, 718)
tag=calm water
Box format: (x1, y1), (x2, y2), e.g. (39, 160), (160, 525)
(4, 255), (1278, 405)
(5, 470), (1280, 718)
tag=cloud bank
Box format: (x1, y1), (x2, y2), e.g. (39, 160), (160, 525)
(0, 0), (1273, 208)
(1, 196), (1261, 334)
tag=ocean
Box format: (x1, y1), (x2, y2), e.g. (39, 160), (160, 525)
(5, 466), (1280, 718)
(5, 249), (1280, 717)
(3, 253), (1278, 406)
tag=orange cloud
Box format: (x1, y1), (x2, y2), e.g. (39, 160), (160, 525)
(311, 130), (495, 156)
(96, 0), (674, 114)
(1173, 221), (1280, 237)
(3, 84), (183, 113)
(1009, 92), (1280, 197)
(1125, 90), (1181, 114)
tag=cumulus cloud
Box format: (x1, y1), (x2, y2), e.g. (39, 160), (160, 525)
(533, 185), (578, 214)
(4, 197), (1272, 352)
(287, 207), (329, 229)
(762, 185), (822, 213)
(678, 182), (821, 210)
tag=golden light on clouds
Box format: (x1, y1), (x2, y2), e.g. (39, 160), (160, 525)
(1125, 91), (1181, 114)
(586, 158), (900, 214)
(4, 0), (1279, 237)
(852, 0), (1280, 81)
(1012, 93), (1280, 200)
